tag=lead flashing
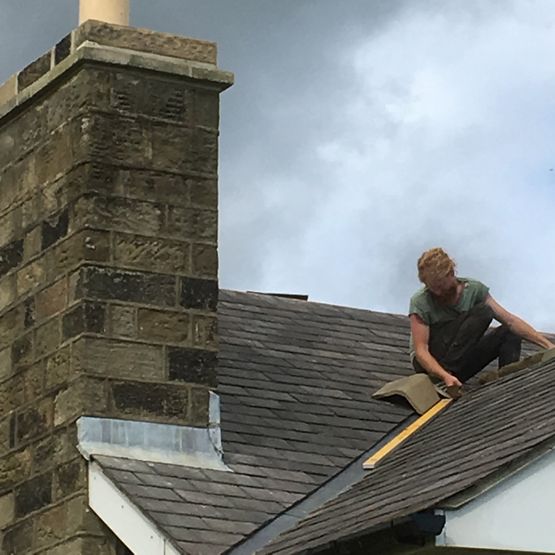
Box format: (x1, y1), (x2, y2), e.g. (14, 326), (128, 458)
(77, 404), (230, 472)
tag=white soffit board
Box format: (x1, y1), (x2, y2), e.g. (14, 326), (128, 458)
(437, 448), (555, 553)
(89, 462), (181, 555)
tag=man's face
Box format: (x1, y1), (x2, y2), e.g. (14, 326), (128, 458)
(426, 273), (459, 304)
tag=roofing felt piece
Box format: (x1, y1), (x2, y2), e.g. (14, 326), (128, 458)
(95, 289), (414, 554)
(262, 356), (555, 554)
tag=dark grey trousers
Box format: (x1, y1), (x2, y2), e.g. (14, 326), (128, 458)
(413, 303), (521, 383)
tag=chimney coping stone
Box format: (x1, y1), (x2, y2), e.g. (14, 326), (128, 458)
(0, 21), (233, 121)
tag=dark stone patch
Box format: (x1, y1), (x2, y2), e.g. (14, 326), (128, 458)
(16, 406), (49, 444)
(2, 518), (34, 554)
(54, 33), (72, 65)
(41, 209), (69, 250)
(14, 472), (52, 517)
(9, 413), (16, 449)
(17, 51), (51, 90)
(55, 459), (84, 499)
(111, 382), (188, 420)
(12, 334), (33, 367)
(62, 302), (105, 340)
(0, 239), (23, 278)
(180, 278), (218, 310)
(168, 347), (217, 386)
(24, 298), (35, 329)
(76, 266), (176, 307)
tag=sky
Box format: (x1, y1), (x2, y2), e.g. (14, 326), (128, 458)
(1, 0), (555, 330)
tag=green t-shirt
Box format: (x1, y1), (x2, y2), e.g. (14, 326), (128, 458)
(408, 277), (490, 359)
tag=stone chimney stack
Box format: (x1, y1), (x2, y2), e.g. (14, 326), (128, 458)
(0, 17), (232, 554)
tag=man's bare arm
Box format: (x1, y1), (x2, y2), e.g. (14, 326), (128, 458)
(485, 295), (555, 349)
(410, 314), (462, 387)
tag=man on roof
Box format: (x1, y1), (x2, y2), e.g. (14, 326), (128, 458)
(409, 247), (554, 388)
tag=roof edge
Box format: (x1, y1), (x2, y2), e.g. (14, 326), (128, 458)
(440, 434), (555, 510)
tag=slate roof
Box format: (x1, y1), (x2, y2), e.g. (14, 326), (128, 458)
(95, 290), (415, 554)
(263, 355), (555, 554)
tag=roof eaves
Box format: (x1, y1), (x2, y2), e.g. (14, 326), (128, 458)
(440, 433), (555, 510)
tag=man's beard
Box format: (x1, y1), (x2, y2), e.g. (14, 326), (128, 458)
(434, 285), (458, 305)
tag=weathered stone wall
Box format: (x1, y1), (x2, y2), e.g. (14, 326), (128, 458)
(0, 22), (229, 554)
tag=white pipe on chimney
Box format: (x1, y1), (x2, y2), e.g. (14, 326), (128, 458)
(79, 0), (130, 25)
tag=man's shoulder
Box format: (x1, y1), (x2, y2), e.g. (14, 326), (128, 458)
(410, 286), (429, 303)
(460, 277), (489, 292)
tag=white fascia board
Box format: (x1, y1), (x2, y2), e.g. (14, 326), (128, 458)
(89, 462), (181, 555)
(437, 447), (555, 553)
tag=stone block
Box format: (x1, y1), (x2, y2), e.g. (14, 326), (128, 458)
(16, 397), (53, 445)
(192, 243), (218, 277)
(0, 273), (17, 312)
(45, 346), (70, 390)
(150, 123), (193, 173)
(180, 277), (218, 310)
(163, 206), (218, 243)
(109, 305), (136, 338)
(32, 425), (78, 470)
(14, 471), (53, 517)
(0, 305), (25, 346)
(42, 208), (69, 250)
(54, 458), (86, 501)
(192, 128), (219, 175)
(113, 233), (190, 274)
(62, 302), (106, 340)
(0, 374), (25, 418)
(16, 258), (45, 297)
(35, 278), (68, 320)
(1, 517), (34, 554)
(137, 308), (190, 344)
(0, 207), (21, 251)
(35, 317), (62, 359)
(12, 332), (34, 368)
(110, 380), (189, 421)
(194, 89), (220, 129)
(110, 71), (193, 124)
(23, 225), (42, 261)
(168, 347), (217, 386)
(189, 387), (210, 426)
(23, 360), (45, 403)
(35, 502), (68, 550)
(0, 491), (15, 527)
(54, 33), (72, 64)
(80, 112), (152, 168)
(111, 168), (189, 206)
(0, 239), (23, 278)
(18, 50), (52, 90)
(0, 74), (17, 108)
(0, 346), (13, 381)
(72, 193), (163, 236)
(73, 266), (177, 307)
(190, 179), (217, 209)
(192, 314), (218, 350)
(54, 377), (108, 426)
(74, 20), (217, 64)
(0, 447), (32, 490)
(72, 337), (164, 381)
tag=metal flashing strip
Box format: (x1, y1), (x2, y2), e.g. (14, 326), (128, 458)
(228, 414), (418, 555)
(89, 461), (182, 555)
(363, 399), (452, 470)
(77, 393), (230, 471)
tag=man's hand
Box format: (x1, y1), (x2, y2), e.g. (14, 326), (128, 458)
(443, 373), (462, 388)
